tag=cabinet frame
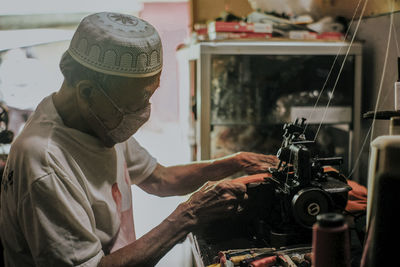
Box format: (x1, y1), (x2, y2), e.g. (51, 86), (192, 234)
(177, 41), (362, 178)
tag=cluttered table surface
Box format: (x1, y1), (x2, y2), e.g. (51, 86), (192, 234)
(189, 232), (312, 267)
(188, 213), (364, 267)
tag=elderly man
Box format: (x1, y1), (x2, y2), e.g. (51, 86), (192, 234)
(0, 12), (278, 267)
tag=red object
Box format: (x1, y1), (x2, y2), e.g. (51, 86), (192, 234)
(208, 32), (272, 40)
(195, 28), (208, 35)
(218, 251), (227, 265)
(208, 21), (273, 33)
(317, 32), (345, 41)
(250, 256), (277, 267)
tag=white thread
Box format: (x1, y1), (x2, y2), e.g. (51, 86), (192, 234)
(313, 0), (369, 142)
(369, 3), (394, 144)
(303, 0), (365, 136)
(348, 0), (395, 178)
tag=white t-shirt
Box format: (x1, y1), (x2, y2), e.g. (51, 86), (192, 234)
(0, 94), (157, 267)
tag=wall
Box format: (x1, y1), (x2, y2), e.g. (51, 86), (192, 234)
(350, 12), (400, 185)
(140, 2), (190, 122)
(132, 3), (193, 267)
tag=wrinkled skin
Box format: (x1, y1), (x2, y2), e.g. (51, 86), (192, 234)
(235, 152), (279, 174)
(186, 180), (248, 226)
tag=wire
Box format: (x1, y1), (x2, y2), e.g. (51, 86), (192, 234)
(276, 0), (394, 183)
(313, 0), (370, 142)
(348, 72), (395, 179)
(347, 0), (396, 179)
(303, 0), (365, 136)
(369, 2), (395, 144)
(392, 14), (400, 57)
(348, 126), (371, 178)
(284, 149), (293, 191)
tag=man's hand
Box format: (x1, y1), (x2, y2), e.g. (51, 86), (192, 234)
(234, 152), (279, 174)
(184, 180), (247, 226)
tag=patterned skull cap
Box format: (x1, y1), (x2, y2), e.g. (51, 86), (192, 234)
(68, 12), (162, 78)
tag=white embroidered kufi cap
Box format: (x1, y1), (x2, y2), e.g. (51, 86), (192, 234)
(68, 12), (162, 78)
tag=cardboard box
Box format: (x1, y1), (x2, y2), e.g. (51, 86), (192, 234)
(189, 0), (253, 29)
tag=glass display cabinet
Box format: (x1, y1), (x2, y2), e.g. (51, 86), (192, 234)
(177, 41), (362, 177)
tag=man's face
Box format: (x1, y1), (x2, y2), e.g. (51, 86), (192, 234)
(83, 74), (160, 146)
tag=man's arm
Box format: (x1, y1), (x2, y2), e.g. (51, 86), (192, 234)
(99, 202), (192, 267)
(99, 180), (247, 267)
(138, 152), (278, 197)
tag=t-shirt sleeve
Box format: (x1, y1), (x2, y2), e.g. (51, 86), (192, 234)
(122, 137), (157, 185)
(19, 173), (104, 267)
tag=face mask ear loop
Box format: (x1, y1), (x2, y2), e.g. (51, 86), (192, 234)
(88, 85), (124, 131)
(87, 106), (110, 131)
(95, 84), (125, 116)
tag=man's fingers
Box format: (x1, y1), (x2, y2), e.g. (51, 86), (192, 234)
(263, 156), (279, 165)
(230, 181), (247, 192)
(215, 182), (248, 210)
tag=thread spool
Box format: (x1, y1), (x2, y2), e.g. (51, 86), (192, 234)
(361, 170), (400, 266)
(311, 213), (350, 267)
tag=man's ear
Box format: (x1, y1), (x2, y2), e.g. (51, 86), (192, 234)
(76, 80), (96, 102)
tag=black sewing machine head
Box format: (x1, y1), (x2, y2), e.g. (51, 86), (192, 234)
(244, 118), (351, 247)
(193, 118), (352, 256)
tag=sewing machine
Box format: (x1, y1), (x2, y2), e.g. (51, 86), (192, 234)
(193, 118), (352, 265)
(242, 118), (351, 247)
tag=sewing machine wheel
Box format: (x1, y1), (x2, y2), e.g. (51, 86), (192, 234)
(291, 188), (332, 228)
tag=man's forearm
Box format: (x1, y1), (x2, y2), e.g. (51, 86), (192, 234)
(140, 153), (242, 197)
(166, 154), (242, 193)
(99, 202), (194, 267)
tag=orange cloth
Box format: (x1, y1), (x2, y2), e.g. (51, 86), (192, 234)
(345, 180), (367, 213)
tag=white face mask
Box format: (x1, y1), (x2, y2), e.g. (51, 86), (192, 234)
(88, 86), (151, 145)
(107, 104), (151, 142)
